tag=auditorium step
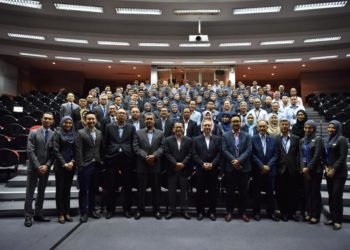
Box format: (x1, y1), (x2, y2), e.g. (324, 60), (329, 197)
(323, 205), (350, 222)
(321, 191), (350, 206)
(7, 175), (78, 188)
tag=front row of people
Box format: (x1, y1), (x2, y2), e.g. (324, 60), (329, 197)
(24, 111), (348, 231)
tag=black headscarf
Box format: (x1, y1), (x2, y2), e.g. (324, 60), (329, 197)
(292, 109), (308, 138)
(326, 120), (342, 146)
(60, 116), (75, 143)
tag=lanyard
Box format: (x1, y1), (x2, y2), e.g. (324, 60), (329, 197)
(281, 137), (289, 153)
(304, 143), (309, 165)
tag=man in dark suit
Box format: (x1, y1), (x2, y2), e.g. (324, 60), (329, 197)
(71, 98), (87, 130)
(126, 107), (145, 131)
(24, 112), (55, 227)
(222, 115), (252, 222)
(86, 94), (97, 111)
(192, 119), (221, 221)
(104, 109), (136, 219)
(179, 107), (198, 138)
(100, 105), (117, 135)
(60, 92), (79, 119)
(155, 107), (174, 138)
(164, 122), (192, 220)
(251, 120), (279, 221)
(275, 118), (300, 222)
(133, 112), (165, 219)
(93, 94), (109, 123)
(75, 111), (103, 223)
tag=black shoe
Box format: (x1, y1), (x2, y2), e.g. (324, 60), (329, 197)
(154, 211), (162, 220)
(208, 213), (216, 221)
(65, 215), (73, 222)
(124, 210), (132, 219)
(33, 215), (50, 222)
(89, 211), (101, 219)
(253, 214), (261, 221)
(80, 214), (88, 223)
(224, 213), (232, 222)
(182, 211), (191, 220)
(324, 219), (334, 226)
(197, 213), (204, 221)
(165, 212), (174, 220)
(134, 211), (142, 220)
(58, 216), (65, 224)
(242, 214), (250, 223)
(333, 223), (341, 230)
(291, 214), (300, 222)
(281, 214), (288, 222)
(24, 217), (32, 227)
(270, 213), (280, 222)
(105, 211), (113, 219)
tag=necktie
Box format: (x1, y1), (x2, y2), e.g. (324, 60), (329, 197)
(70, 103), (73, 112)
(44, 129), (48, 144)
(112, 117), (116, 124)
(102, 106), (105, 116)
(261, 135), (266, 155)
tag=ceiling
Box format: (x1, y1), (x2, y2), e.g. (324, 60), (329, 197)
(0, 0), (350, 65)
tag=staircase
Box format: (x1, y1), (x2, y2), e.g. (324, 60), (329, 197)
(306, 107), (350, 222)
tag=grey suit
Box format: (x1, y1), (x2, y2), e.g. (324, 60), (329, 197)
(60, 102), (79, 119)
(24, 127), (54, 217)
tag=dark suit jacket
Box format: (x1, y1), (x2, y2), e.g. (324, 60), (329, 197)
(155, 118), (174, 138)
(178, 119), (199, 138)
(53, 128), (75, 169)
(241, 125), (258, 136)
(100, 116), (114, 135)
(324, 136), (348, 178)
(252, 133), (278, 176)
(126, 118), (145, 130)
(275, 134), (300, 175)
(93, 105), (109, 122)
(60, 102), (79, 119)
(75, 127), (103, 168)
(299, 136), (323, 174)
(133, 128), (165, 174)
(192, 134), (221, 170)
(71, 107), (82, 129)
(222, 131), (252, 173)
(86, 103), (97, 111)
(164, 135), (193, 176)
(27, 127), (55, 171)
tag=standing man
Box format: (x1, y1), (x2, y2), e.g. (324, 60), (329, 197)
(164, 123), (192, 219)
(71, 98), (87, 129)
(104, 109), (136, 219)
(127, 107), (145, 131)
(100, 104), (117, 135)
(75, 111), (103, 223)
(247, 98), (268, 122)
(251, 120), (279, 221)
(155, 108), (174, 138)
(222, 115), (252, 222)
(133, 113), (165, 220)
(24, 112), (55, 227)
(60, 92), (79, 119)
(94, 94), (109, 123)
(179, 107), (198, 138)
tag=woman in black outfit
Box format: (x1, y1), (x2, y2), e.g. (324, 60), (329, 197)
(292, 110), (308, 139)
(324, 120), (348, 230)
(53, 116), (76, 224)
(300, 120), (324, 224)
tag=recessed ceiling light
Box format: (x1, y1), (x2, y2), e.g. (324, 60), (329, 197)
(179, 43), (211, 47)
(0, 0), (42, 9)
(54, 3), (103, 13)
(54, 37), (88, 44)
(260, 40), (295, 45)
(271, 73), (275, 76)
(120, 60), (143, 64)
(173, 9), (221, 15)
(52, 62), (56, 65)
(275, 58), (303, 62)
(309, 55), (339, 60)
(151, 61), (174, 64)
(108, 65), (112, 69)
(97, 41), (130, 46)
(182, 61), (205, 64)
(116, 8), (162, 15)
(233, 6), (281, 15)
(346, 54), (350, 57)
(54, 56), (81, 61)
(8, 33), (45, 40)
(88, 58), (113, 63)
(243, 59), (269, 63)
(19, 52), (47, 58)
(138, 42), (170, 47)
(243, 75), (246, 77)
(302, 64), (306, 67)
(294, 1), (347, 11)
(247, 67), (251, 70)
(212, 61), (236, 64)
(219, 42), (252, 47)
(137, 74), (141, 78)
(273, 66), (277, 69)
(304, 36), (341, 43)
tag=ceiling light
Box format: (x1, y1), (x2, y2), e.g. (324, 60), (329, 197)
(219, 42), (252, 47)
(302, 64), (306, 67)
(304, 36), (341, 43)
(273, 66), (277, 69)
(54, 3), (103, 13)
(54, 37), (88, 44)
(88, 58), (113, 63)
(294, 1), (347, 11)
(179, 43), (211, 47)
(346, 54), (350, 57)
(120, 60), (143, 64)
(52, 62), (56, 65)
(108, 65), (112, 69)
(54, 56), (81, 61)
(116, 8), (162, 15)
(138, 42), (170, 47)
(173, 9), (220, 15)
(8, 33), (45, 40)
(260, 40), (295, 45)
(243, 59), (268, 63)
(247, 67), (251, 70)
(182, 61), (205, 64)
(233, 6), (281, 15)
(309, 55), (339, 60)
(151, 61), (174, 64)
(97, 41), (130, 46)
(243, 75), (246, 77)
(271, 73), (275, 76)
(0, 0), (42, 9)
(212, 61), (236, 64)
(19, 52), (47, 58)
(275, 58), (303, 62)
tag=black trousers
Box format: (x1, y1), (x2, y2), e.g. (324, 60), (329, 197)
(78, 162), (99, 215)
(55, 167), (75, 216)
(326, 177), (346, 223)
(168, 172), (188, 212)
(252, 172), (276, 215)
(225, 171), (249, 215)
(196, 169), (218, 214)
(276, 172), (299, 216)
(137, 173), (160, 213)
(304, 173), (322, 219)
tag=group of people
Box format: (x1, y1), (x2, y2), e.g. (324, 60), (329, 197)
(23, 80), (348, 231)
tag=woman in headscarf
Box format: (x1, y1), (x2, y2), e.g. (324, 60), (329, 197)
(299, 120), (323, 224)
(218, 112), (232, 133)
(53, 116), (76, 224)
(241, 113), (258, 136)
(292, 110), (308, 139)
(267, 113), (280, 136)
(169, 102), (181, 122)
(324, 120), (348, 230)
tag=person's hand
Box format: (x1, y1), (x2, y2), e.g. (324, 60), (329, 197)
(175, 163), (184, 170)
(38, 165), (48, 175)
(261, 165), (270, 174)
(202, 162), (211, 170)
(302, 167), (309, 175)
(231, 160), (240, 170)
(326, 168), (335, 178)
(145, 155), (156, 166)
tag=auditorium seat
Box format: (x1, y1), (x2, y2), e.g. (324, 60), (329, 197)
(30, 110), (43, 120)
(18, 116), (37, 129)
(0, 114), (18, 127)
(24, 104), (38, 114)
(3, 123), (27, 137)
(0, 148), (19, 178)
(342, 119), (350, 138)
(0, 108), (12, 117)
(0, 134), (12, 149)
(11, 134), (28, 165)
(333, 112), (350, 123)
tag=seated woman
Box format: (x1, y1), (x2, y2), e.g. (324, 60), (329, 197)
(241, 113), (258, 136)
(267, 113), (280, 136)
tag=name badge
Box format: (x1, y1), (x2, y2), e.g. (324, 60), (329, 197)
(302, 157), (307, 163)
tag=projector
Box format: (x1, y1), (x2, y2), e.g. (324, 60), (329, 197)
(189, 35), (209, 42)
